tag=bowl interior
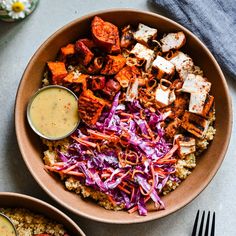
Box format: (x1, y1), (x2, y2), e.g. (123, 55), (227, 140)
(15, 9), (232, 224)
(0, 192), (85, 235)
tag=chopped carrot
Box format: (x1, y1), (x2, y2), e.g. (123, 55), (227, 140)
(161, 144), (178, 160)
(65, 171), (85, 177)
(62, 164), (78, 174)
(128, 196), (150, 214)
(107, 195), (117, 206)
(71, 135), (97, 148)
(117, 185), (131, 195)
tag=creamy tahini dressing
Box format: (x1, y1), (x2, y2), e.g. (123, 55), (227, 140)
(0, 214), (16, 236)
(29, 87), (79, 139)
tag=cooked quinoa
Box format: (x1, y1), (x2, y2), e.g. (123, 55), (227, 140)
(0, 208), (67, 236)
(37, 17), (217, 215)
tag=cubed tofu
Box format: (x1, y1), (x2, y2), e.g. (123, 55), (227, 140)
(168, 51), (194, 80)
(133, 23), (157, 46)
(161, 32), (186, 53)
(152, 55), (175, 80)
(202, 95), (215, 117)
(189, 93), (215, 117)
(181, 74), (211, 94)
(130, 43), (155, 71)
(189, 92), (207, 115)
(169, 51), (193, 71)
(181, 111), (210, 138)
(174, 134), (196, 157)
(47, 61), (68, 85)
(155, 84), (176, 107)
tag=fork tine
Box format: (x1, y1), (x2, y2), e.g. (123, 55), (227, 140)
(191, 210), (200, 236)
(198, 211), (205, 236)
(210, 212), (215, 236)
(204, 211), (210, 236)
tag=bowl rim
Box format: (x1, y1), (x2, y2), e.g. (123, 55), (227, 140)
(15, 8), (233, 224)
(0, 192), (85, 236)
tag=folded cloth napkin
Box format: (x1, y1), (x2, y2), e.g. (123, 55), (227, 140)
(150, 0), (236, 79)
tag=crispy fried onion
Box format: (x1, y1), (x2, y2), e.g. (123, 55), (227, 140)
(126, 57), (145, 67)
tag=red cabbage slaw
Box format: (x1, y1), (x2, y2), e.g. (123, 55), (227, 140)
(45, 92), (179, 216)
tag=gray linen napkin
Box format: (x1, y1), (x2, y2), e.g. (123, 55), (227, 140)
(150, 0), (236, 79)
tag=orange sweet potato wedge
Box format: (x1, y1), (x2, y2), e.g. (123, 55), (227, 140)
(60, 43), (75, 61)
(75, 40), (94, 66)
(78, 89), (107, 125)
(115, 66), (141, 87)
(91, 16), (120, 53)
(79, 38), (96, 49)
(101, 54), (126, 75)
(47, 61), (68, 84)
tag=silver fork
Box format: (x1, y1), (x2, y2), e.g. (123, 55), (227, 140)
(191, 210), (215, 236)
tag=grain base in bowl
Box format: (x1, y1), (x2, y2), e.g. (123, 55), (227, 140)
(0, 208), (67, 236)
(37, 16), (216, 216)
(0, 193), (85, 235)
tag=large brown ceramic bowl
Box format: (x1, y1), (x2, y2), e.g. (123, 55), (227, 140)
(0, 192), (85, 235)
(15, 9), (232, 224)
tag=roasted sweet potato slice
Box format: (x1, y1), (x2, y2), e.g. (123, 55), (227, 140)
(78, 38), (96, 49)
(63, 71), (88, 90)
(90, 76), (106, 91)
(59, 43), (75, 62)
(120, 25), (134, 48)
(115, 66), (141, 88)
(75, 40), (94, 66)
(91, 16), (120, 53)
(78, 89), (107, 125)
(103, 79), (121, 99)
(47, 61), (68, 84)
(101, 54), (126, 75)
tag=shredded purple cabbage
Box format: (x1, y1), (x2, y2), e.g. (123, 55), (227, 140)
(54, 94), (177, 216)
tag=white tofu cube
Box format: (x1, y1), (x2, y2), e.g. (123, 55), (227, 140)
(182, 111), (210, 138)
(161, 32), (186, 53)
(169, 51), (193, 71)
(130, 43), (155, 71)
(152, 55), (175, 79)
(133, 23), (157, 46)
(155, 84), (176, 107)
(181, 74), (211, 94)
(169, 51), (194, 80)
(189, 92), (207, 115)
(174, 134), (196, 157)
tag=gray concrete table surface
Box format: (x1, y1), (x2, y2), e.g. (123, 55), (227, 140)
(0, 0), (235, 235)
